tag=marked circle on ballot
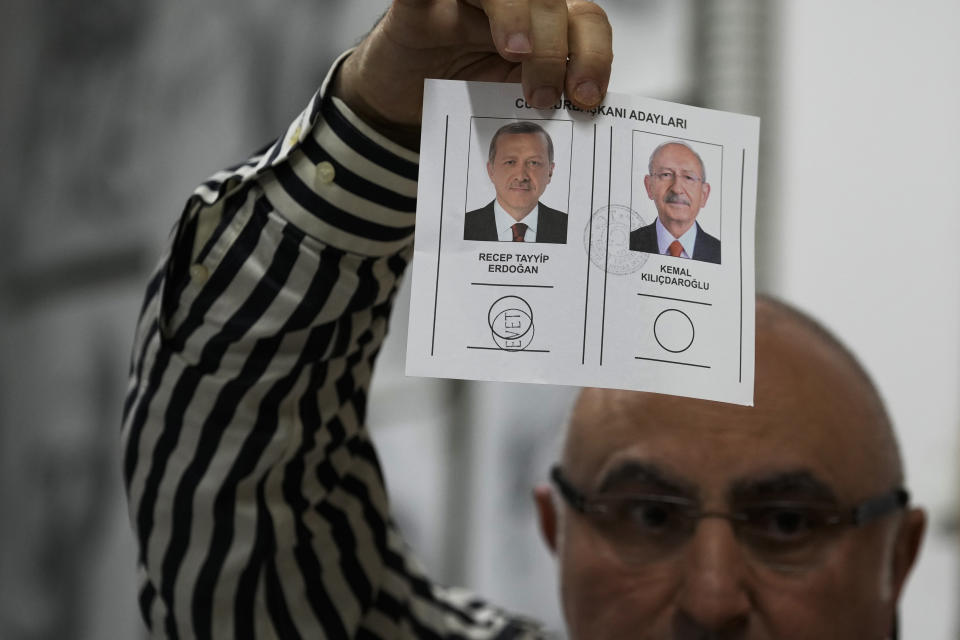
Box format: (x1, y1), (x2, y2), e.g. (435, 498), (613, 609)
(487, 295), (535, 351)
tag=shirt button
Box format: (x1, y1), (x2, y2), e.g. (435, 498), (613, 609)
(289, 124), (302, 146)
(189, 264), (209, 283)
(316, 161), (336, 185)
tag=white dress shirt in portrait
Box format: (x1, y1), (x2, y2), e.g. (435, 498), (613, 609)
(655, 216), (698, 258)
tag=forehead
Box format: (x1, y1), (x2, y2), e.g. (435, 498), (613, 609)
(493, 132), (548, 158)
(567, 323), (893, 500)
(651, 144), (701, 170)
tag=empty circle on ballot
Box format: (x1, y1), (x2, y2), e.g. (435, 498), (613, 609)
(653, 309), (695, 353)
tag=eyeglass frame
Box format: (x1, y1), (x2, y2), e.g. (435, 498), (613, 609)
(550, 464), (909, 541)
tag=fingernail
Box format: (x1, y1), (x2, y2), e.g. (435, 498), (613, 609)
(505, 32), (532, 54)
(531, 86), (559, 108)
(574, 81), (601, 106)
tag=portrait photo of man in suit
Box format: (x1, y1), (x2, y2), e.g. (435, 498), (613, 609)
(630, 140), (721, 264)
(464, 121), (568, 244)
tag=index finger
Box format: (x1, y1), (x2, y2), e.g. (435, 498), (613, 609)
(473, 0), (568, 107)
(474, 0), (612, 109)
(564, 0), (612, 109)
(521, 0), (571, 108)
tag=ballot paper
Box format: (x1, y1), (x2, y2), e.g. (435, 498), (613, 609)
(405, 80), (759, 406)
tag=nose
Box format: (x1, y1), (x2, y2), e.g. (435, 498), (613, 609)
(674, 518), (751, 636)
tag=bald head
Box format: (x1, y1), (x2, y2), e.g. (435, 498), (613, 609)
(563, 295), (903, 493)
(544, 296), (923, 640)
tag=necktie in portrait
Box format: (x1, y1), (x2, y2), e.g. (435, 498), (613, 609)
(511, 222), (528, 242)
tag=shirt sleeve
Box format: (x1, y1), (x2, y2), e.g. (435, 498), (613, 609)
(121, 53), (549, 640)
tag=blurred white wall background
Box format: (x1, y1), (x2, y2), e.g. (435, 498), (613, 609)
(0, 1), (955, 638)
(773, 3), (960, 637)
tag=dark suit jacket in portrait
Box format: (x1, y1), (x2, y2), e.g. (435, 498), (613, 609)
(463, 201), (568, 244)
(629, 221), (721, 264)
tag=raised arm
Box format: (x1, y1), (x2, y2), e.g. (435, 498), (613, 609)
(122, 3), (611, 638)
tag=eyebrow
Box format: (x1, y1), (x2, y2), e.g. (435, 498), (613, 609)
(595, 460), (697, 497)
(730, 470), (839, 505)
(651, 166), (702, 176)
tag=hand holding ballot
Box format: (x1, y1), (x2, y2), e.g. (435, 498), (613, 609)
(334, 0), (613, 145)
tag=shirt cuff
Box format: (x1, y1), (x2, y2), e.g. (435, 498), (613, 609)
(260, 49), (421, 257)
(192, 49), (422, 257)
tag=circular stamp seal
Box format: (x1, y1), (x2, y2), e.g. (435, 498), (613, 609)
(583, 204), (649, 275)
(487, 295), (535, 351)
(653, 308), (695, 353)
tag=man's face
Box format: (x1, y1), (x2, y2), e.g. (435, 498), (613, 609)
(644, 143), (711, 236)
(537, 311), (925, 639)
(486, 132), (554, 219)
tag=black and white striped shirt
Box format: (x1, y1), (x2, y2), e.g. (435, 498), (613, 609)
(122, 60), (548, 639)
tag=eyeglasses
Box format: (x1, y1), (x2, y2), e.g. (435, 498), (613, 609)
(550, 465), (909, 573)
(650, 170), (703, 185)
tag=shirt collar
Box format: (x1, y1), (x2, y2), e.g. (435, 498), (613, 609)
(494, 200), (539, 236)
(655, 217), (698, 258)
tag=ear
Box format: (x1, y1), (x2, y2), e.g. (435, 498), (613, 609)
(548, 162), (555, 181)
(700, 182), (711, 207)
(533, 484), (558, 553)
(487, 161), (495, 181)
(644, 174), (654, 199)
(889, 507), (926, 603)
